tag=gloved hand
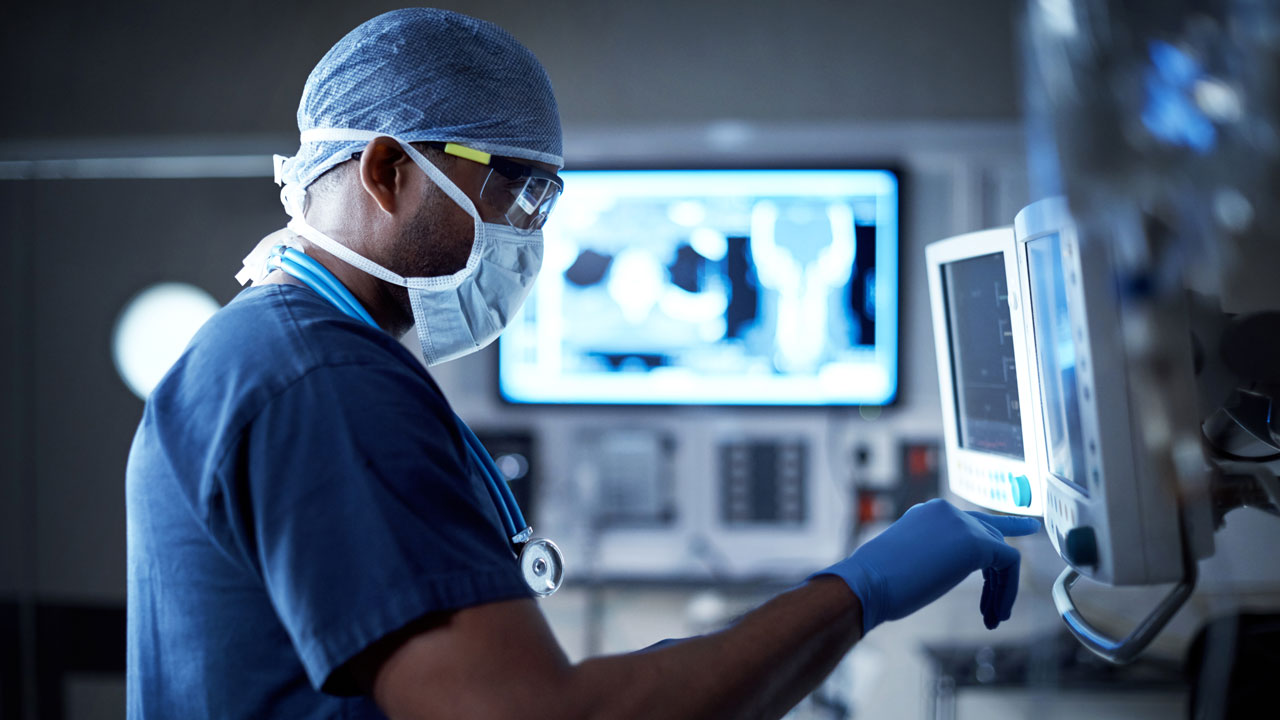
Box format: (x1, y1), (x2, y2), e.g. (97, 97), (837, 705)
(813, 499), (1041, 635)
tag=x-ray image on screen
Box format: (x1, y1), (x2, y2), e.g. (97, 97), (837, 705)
(498, 169), (899, 406)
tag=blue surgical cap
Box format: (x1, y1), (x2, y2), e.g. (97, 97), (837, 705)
(278, 8), (563, 190)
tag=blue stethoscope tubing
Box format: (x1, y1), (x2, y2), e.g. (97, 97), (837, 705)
(265, 245), (536, 545)
(456, 421), (528, 539)
(269, 247), (378, 327)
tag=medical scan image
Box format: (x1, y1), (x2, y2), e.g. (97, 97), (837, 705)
(499, 169), (899, 405)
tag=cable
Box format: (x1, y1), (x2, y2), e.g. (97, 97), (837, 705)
(456, 416), (529, 536)
(1201, 428), (1280, 464)
(456, 419), (525, 536)
(1211, 447), (1280, 463)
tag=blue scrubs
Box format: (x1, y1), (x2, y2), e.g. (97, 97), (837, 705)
(125, 283), (530, 718)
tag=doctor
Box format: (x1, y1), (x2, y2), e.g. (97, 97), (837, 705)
(125, 8), (1040, 719)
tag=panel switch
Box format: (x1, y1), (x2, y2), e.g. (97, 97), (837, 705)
(1063, 526), (1099, 567)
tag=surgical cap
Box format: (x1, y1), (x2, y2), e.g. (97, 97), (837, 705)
(278, 8), (563, 190)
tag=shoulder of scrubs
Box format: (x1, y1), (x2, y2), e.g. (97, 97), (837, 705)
(131, 284), (530, 694)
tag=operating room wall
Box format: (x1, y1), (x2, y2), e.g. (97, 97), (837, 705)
(1, 0), (1020, 146)
(7, 3), (1280, 719)
(1, 1), (1026, 718)
(0, 132), (1030, 720)
(0, 134), (1031, 603)
(0, 0), (1026, 601)
(1, 186), (25, 599)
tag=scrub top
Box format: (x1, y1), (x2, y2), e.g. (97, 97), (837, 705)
(125, 283), (531, 719)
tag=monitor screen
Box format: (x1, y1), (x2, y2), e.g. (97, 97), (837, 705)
(941, 252), (1024, 459)
(1025, 233), (1089, 494)
(498, 169), (899, 405)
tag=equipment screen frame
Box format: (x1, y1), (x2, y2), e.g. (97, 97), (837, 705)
(496, 164), (902, 408)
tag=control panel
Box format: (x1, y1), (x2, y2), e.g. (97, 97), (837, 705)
(719, 439), (808, 527)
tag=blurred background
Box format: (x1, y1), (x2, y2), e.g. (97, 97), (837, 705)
(3, 1), (1276, 719)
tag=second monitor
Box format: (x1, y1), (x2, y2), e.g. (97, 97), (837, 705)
(498, 168), (900, 406)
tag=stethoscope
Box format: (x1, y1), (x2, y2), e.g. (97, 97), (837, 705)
(266, 244), (564, 597)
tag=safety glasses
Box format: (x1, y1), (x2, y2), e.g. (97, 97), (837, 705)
(429, 142), (564, 234)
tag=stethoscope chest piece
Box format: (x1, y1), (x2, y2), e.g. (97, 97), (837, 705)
(519, 537), (564, 597)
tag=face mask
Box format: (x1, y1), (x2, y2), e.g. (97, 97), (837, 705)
(243, 130), (544, 366)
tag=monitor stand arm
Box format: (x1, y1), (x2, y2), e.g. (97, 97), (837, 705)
(1054, 457), (1280, 663)
(1052, 544), (1198, 664)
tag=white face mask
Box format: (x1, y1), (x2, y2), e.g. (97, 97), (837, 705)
(241, 130), (544, 366)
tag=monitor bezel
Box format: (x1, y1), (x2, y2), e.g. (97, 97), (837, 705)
(494, 162), (904, 409)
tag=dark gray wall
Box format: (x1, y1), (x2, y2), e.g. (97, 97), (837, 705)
(2, 0), (1019, 148)
(1, 5), (1024, 717)
(10, 179), (283, 600)
(2, 1), (1023, 606)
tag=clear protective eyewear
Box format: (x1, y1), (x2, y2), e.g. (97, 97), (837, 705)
(429, 142), (564, 234)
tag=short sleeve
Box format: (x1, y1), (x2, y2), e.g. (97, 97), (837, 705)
(225, 359), (530, 692)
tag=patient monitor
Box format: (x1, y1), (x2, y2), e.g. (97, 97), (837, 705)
(931, 199), (1214, 662)
(932, 198), (1280, 664)
(1015, 198), (1191, 587)
(926, 228), (1042, 516)
(978, 0), (1280, 668)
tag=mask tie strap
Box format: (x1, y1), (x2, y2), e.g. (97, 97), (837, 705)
(298, 129), (481, 221)
(298, 129), (485, 268)
(284, 217), (409, 288)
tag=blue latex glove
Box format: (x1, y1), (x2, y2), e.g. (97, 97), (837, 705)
(813, 499), (1041, 635)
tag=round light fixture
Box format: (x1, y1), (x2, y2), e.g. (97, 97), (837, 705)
(112, 282), (220, 400)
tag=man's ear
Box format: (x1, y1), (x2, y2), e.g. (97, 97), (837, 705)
(358, 136), (413, 215)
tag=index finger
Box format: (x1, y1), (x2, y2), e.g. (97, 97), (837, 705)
(967, 512), (1041, 538)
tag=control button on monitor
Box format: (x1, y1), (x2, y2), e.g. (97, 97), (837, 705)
(1010, 474), (1032, 507)
(1063, 526), (1099, 567)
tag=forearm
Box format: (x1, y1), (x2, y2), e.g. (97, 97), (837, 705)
(565, 577), (862, 720)
(372, 502), (1037, 720)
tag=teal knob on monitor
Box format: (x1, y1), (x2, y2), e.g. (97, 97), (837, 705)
(1009, 473), (1032, 508)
